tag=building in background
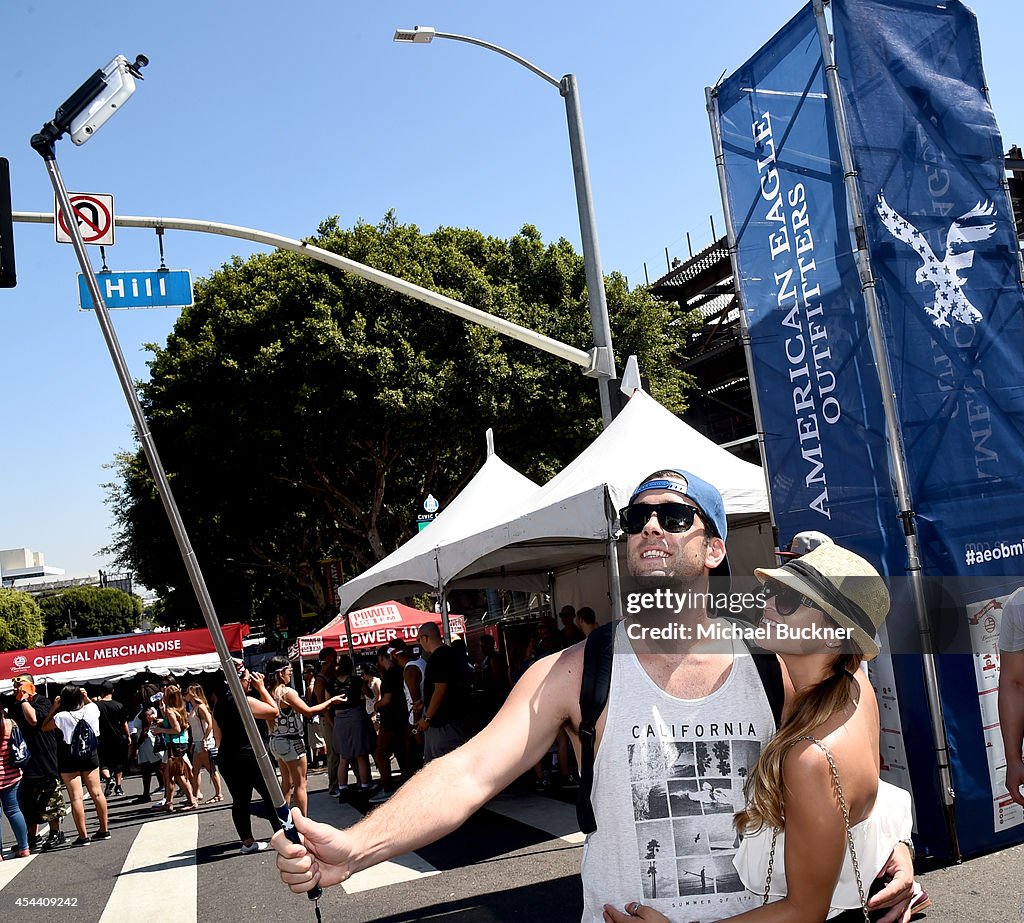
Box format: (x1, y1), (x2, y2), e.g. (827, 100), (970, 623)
(0, 547), (65, 586)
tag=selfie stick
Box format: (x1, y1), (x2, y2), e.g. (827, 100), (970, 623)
(31, 56), (323, 917)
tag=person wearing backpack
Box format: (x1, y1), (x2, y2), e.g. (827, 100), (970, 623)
(42, 685), (109, 846)
(270, 470), (917, 923)
(0, 710), (31, 858)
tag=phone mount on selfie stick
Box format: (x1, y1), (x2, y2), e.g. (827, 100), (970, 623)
(31, 55), (323, 919)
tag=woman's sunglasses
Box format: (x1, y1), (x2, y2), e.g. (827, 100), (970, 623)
(760, 580), (823, 617)
(619, 502), (704, 535)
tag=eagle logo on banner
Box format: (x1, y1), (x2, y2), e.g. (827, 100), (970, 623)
(876, 191), (997, 328)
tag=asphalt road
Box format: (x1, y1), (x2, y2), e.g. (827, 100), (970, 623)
(0, 766), (1021, 922)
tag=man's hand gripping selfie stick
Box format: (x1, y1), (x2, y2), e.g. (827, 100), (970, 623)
(30, 54), (322, 917)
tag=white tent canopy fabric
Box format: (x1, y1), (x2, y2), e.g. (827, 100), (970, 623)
(336, 449), (539, 612)
(337, 390), (773, 617)
(438, 389), (772, 601)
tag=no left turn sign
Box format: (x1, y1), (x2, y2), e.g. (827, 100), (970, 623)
(55, 192), (115, 246)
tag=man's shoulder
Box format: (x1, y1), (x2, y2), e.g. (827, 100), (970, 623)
(1004, 588), (1024, 623)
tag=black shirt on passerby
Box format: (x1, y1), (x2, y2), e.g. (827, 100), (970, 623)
(333, 675), (365, 713)
(213, 690), (269, 756)
(378, 665), (407, 732)
(423, 645), (469, 727)
(14, 696), (61, 780)
(96, 699), (129, 750)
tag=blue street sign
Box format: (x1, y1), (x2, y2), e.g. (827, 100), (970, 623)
(78, 269), (193, 310)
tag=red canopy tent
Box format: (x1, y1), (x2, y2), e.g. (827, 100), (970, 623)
(297, 601), (465, 657)
(0, 623), (250, 691)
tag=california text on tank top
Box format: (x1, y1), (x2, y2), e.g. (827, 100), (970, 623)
(579, 621), (776, 923)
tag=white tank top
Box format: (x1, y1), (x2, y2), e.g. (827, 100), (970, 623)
(404, 658), (426, 725)
(733, 777), (912, 916)
(579, 621), (776, 922)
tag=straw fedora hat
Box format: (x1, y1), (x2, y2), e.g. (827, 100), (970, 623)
(754, 542), (890, 659)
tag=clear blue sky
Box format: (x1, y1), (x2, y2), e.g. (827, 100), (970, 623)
(2, 1), (1021, 578)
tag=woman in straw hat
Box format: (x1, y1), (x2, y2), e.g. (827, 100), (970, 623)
(605, 542), (920, 923)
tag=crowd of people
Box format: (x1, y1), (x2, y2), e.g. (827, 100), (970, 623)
(0, 670), (279, 856)
(0, 618), (540, 862)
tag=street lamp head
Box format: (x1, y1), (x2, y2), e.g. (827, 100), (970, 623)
(393, 26), (436, 44)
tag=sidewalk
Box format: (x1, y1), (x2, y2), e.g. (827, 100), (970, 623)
(913, 843), (1024, 922)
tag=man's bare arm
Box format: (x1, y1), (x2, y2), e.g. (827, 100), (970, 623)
(272, 646), (582, 889)
(999, 649), (1024, 806)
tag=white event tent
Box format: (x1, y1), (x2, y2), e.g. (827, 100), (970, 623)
(434, 389), (773, 616)
(338, 390), (773, 620)
(336, 431), (540, 613)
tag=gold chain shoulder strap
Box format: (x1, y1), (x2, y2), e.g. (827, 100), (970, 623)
(762, 735), (870, 922)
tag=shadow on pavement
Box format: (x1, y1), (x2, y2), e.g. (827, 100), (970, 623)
(358, 874), (584, 922)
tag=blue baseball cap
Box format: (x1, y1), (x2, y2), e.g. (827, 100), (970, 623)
(629, 469), (730, 577)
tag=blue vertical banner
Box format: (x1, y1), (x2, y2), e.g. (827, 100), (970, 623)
(713, 4), (902, 565)
(832, 0), (1024, 857)
(833, 0), (1024, 583)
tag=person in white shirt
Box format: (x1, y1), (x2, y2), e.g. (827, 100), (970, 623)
(42, 684), (110, 846)
(998, 587), (1024, 807)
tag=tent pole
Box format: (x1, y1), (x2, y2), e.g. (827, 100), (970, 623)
(343, 612), (355, 655)
(607, 489), (624, 621)
(436, 555), (452, 644)
(812, 0), (959, 859)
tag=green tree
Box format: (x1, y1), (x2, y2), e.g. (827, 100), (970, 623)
(39, 586), (144, 643)
(0, 589), (44, 651)
(106, 216), (698, 629)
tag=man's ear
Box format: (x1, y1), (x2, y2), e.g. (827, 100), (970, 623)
(704, 536), (727, 570)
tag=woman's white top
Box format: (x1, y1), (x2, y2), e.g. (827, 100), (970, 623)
(52, 702), (101, 744)
(733, 778), (913, 918)
(188, 707), (214, 749)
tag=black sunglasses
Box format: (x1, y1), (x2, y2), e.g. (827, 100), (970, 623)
(760, 580), (823, 617)
(619, 502), (704, 535)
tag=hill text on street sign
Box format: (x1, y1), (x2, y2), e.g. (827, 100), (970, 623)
(55, 192), (115, 246)
(78, 269), (193, 310)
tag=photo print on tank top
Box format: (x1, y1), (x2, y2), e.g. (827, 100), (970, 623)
(628, 734), (763, 902)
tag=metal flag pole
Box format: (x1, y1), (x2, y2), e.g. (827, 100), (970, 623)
(811, 0), (960, 859)
(704, 85), (781, 547)
(29, 57), (323, 913)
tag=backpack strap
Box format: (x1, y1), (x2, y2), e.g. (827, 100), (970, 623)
(749, 644), (785, 730)
(576, 621), (616, 834)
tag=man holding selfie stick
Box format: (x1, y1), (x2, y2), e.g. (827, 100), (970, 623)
(271, 469), (916, 922)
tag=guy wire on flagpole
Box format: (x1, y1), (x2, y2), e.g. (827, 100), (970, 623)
(703, 86), (781, 550)
(811, 0), (961, 860)
(30, 67), (323, 915)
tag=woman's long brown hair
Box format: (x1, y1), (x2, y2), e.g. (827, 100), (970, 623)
(162, 684), (189, 734)
(734, 650), (862, 834)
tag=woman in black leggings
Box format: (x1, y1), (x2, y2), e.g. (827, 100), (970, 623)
(212, 668), (282, 854)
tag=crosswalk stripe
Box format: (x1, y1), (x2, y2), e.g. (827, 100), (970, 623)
(0, 852), (36, 889)
(99, 814), (199, 923)
(485, 791), (586, 844)
(333, 802), (440, 894)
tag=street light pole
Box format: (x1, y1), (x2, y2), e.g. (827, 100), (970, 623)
(394, 26), (617, 426)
